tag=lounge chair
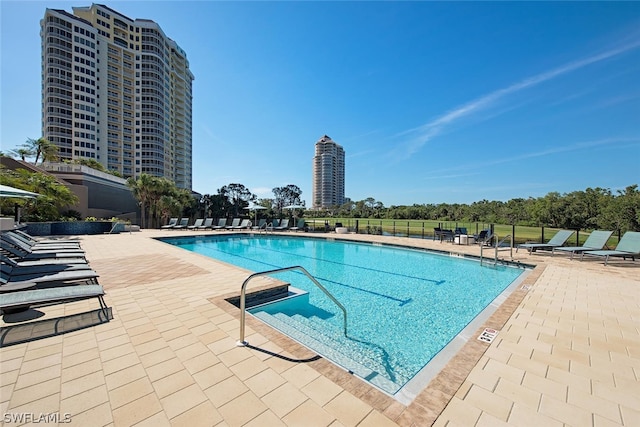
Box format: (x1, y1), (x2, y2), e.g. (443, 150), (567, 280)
(290, 219), (306, 232)
(2, 235), (86, 257)
(1, 242), (86, 262)
(516, 229), (575, 254)
(274, 219), (290, 231)
(1, 232), (81, 251)
(212, 218), (227, 230)
(188, 219), (204, 230)
(1, 255), (93, 276)
(438, 229), (455, 243)
(172, 218), (189, 230)
(581, 231), (640, 265)
(268, 219), (280, 231)
(552, 230), (614, 259)
(251, 219), (267, 230)
(0, 283), (107, 318)
(433, 227), (442, 241)
(1, 253), (87, 266)
(197, 218), (214, 230)
(473, 229), (494, 246)
(11, 229), (80, 246)
(161, 218), (178, 229)
(1, 265), (99, 285)
(225, 218), (241, 230)
(232, 219), (251, 230)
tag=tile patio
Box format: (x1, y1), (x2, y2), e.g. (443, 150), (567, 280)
(1, 229), (639, 426)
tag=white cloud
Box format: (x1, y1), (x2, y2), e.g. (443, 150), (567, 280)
(395, 38), (640, 159)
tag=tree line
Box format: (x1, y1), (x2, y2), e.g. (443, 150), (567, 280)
(3, 139), (637, 232)
(127, 177), (305, 228)
(305, 185), (640, 233)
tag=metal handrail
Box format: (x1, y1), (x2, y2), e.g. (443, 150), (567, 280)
(494, 234), (513, 263)
(481, 234), (513, 265)
(237, 265), (348, 346)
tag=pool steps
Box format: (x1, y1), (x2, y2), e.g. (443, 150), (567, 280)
(250, 292), (404, 394)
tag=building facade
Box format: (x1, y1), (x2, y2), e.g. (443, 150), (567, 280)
(312, 135), (345, 210)
(41, 4), (194, 189)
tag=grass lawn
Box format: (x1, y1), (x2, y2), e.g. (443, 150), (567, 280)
(304, 217), (618, 246)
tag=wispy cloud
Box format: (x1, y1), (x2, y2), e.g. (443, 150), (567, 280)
(395, 38), (640, 160)
(420, 137), (640, 178)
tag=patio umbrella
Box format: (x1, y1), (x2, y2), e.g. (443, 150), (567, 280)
(244, 205), (267, 222)
(1, 185), (39, 224)
(283, 204), (305, 222)
(0, 185), (39, 199)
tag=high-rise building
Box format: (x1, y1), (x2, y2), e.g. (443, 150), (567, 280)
(41, 4), (194, 189)
(312, 135), (345, 209)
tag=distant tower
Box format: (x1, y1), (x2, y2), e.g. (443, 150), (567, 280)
(41, 4), (194, 189)
(312, 135), (345, 209)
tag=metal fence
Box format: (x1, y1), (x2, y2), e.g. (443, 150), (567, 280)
(304, 218), (623, 247)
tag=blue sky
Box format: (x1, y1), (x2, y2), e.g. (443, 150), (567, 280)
(2, 1), (639, 207)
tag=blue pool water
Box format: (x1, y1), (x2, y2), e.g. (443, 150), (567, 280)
(160, 234), (527, 397)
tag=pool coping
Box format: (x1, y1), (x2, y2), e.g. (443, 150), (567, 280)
(186, 233), (544, 425)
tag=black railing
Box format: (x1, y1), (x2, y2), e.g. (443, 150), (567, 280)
(303, 219), (622, 248)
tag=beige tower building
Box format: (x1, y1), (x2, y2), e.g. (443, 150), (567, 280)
(41, 4), (194, 189)
(312, 135), (345, 210)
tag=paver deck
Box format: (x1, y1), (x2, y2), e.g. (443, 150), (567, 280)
(1, 229), (639, 426)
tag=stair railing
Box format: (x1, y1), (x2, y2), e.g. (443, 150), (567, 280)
(237, 265), (347, 346)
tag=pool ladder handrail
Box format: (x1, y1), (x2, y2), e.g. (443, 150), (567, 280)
(480, 234), (513, 265)
(237, 265), (348, 346)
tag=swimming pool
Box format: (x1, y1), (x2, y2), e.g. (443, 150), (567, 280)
(160, 234), (528, 400)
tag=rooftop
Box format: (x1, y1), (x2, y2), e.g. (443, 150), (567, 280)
(2, 229), (639, 426)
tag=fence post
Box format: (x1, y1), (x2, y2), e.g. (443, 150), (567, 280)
(512, 224), (515, 247)
(541, 226), (545, 243)
(355, 219), (359, 234)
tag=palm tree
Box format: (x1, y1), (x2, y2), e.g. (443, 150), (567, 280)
(24, 137), (58, 165)
(8, 147), (33, 161)
(127, 173), (155, 229)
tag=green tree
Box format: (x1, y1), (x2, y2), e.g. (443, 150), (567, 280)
(127, 174), (155, 229)
(0, 167), (78, 221)
(8, 147), (33, 161)
(21, 137), (59, 165)
(272, 185), (304, 216)
(68, 158), (107, 172)
(221, 183), (255, 217)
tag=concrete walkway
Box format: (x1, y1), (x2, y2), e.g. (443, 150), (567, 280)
(1, 230), (638, 426)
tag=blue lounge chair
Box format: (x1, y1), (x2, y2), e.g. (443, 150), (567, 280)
(552, 230), (613, 259)
(516, 229), (575, 254)
(289, 219), (306, 232)
(581, 231), (640, 265)
(473, 229), (493, 246)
